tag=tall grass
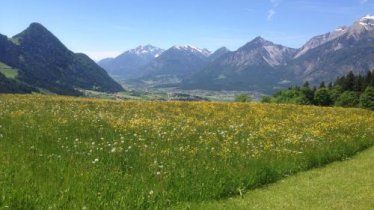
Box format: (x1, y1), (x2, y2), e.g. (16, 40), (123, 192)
(0, 94), (373, 209)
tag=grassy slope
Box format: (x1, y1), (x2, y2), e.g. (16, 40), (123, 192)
(0, 62), (18, 79)
(181, 146), (374, 210)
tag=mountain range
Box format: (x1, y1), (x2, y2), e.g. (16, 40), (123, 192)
(99, 15), (374, 93)
(289, 15), (374, 84)
(0, 23), (123, 95)
(182, 37), (297, 92)
(98, 45), (215, 81)
(141, 45), (212, 79)
(98, 45), (164, 80)
(2, 15), (374, 96)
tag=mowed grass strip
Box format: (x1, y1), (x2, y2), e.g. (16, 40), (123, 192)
(182, 146), (374, 210)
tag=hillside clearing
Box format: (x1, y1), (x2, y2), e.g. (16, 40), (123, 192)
(0, 62), (18, 79)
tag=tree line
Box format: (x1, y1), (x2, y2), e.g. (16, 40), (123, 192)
(262, 71), (374, 110)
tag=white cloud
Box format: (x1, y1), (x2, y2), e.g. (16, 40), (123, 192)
(267, 9), (275, 21)
(361, 0), (368, 3)
(267, 0), (281, 21)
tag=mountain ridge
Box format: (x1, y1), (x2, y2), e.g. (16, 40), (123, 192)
(98, 15), (374, 93)
(0, 23), (124, 95)
(140, 45), (211, 79)
(289, 14), (374, 85)
(182, 15), (374, 92)
(98, 45), (164, 80)
(180, 36), (296, 92)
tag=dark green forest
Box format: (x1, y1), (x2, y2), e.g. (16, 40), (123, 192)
(0, 73), (36, 93)
(264, 71), (374, 110)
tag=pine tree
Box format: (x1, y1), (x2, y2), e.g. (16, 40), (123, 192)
(354, 75), (364, 92)
(328, 82), (333, 89)
(319, 81), (326, 88)
(344, 71), (355, 91)
(300, 86), (314, 105)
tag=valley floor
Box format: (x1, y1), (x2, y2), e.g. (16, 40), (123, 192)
(181, 146), (374, 210)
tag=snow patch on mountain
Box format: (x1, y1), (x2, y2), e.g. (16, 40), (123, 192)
(129, 45), (164, 56)
(295, 15), (374, 58)
(172, 45), (211, 56)
(360, 14), (374, 21)
(358, 15), (374, 28)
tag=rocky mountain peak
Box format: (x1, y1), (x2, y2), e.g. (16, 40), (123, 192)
(348, 14), (374, 37)
(12, 22), (69, 55)
(209, 47), (230, 61)
(359, 15), (374, 25)
(238, 36), (275, 52)
(171, 45), (211, 56)
(129, 45), (164, 56)
(252, 36), (266, 43)
(16, 23), (56, 41)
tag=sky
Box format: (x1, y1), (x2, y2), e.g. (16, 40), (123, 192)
(1, 0), (374, 61)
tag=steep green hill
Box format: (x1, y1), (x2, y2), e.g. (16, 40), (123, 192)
(0, 23), (123, 95)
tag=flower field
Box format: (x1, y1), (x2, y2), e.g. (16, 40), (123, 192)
(0, 94), (373, 209)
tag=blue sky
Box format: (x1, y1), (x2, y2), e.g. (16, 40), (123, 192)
(1, 0), (373, 60)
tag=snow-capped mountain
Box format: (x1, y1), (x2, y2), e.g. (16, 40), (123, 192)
(182, 15), (374, 92)
(294, 27), (348, 58)
(140, 45), (211, 79)
(290, 14), (374, 84)
(351, 15), (374, 33)
(98, 45), (164, 80)
(182, 37), (296, 92)
(171, 45), (211, 57)
(128, 45), (165, 57)
(96, 15), (374, 92)
(295, 15), (374, 58)
(227, 36), (296, 67)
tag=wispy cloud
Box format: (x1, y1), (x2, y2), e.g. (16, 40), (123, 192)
(267, 0), (281, 21)
(267, 9), (275, 21)
(361, 0), (368, 4)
